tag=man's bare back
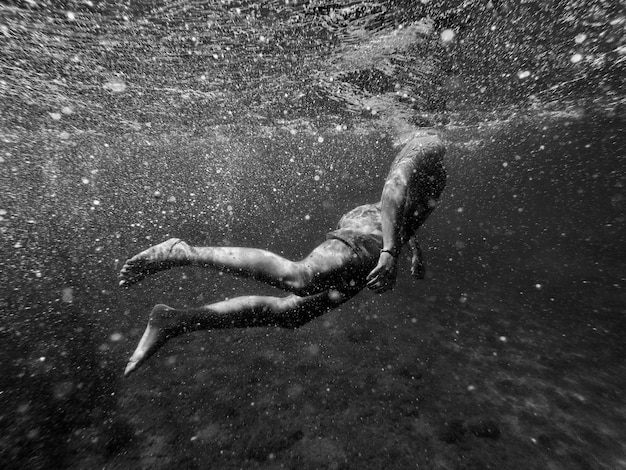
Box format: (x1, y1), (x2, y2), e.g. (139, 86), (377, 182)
(119, 129), (446, 376)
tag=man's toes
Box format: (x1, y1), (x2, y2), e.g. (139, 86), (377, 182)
(119, 264), (133, 275)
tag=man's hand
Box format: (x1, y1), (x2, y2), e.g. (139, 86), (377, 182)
(366, 252), (398, 293)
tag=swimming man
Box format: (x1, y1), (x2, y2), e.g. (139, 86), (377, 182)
(120, 129), (447, 377)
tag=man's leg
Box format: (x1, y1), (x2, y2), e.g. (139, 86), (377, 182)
(124, 288), (357, 377)
(119, 238), (359, 295)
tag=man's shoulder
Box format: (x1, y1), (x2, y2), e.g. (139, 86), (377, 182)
(395, 130), (445, 168)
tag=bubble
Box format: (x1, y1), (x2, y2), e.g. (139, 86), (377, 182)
(517, 70), (531, 79)
(62, 287), (74, 303)
(59, 131), (70, 140)
(570, 53), (583, 63)
(313, 175), (320, 181)
(103, 78), (127, 93)
(53, 381), (74, 399)
(328, 290), (342, 302)
(317, 136), (324, 143)
(61, 106), (73, 115)
(49, 112), (62, 120)
(304, 214), (310, 220)
(67, 12), (76, 21)
(109, 332), (123, 342)
(440, 29), (455, 43)
(499, 336), (507, 342)
(82, 177), (90, 184)
(574, 33), (587, 44)
(92, 200), (100, 206)
(153, 190), (162, 198)
(287, 383), (304, 398)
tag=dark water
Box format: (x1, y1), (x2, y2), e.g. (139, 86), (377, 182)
(1, 1), (625, 469)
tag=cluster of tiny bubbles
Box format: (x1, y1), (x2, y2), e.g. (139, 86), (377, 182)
(287, 383), (304, 399)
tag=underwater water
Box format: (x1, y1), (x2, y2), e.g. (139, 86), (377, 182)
(0, 1), (624, 469)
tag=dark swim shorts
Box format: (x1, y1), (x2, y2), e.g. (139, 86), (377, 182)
(326, 203), (383, 269)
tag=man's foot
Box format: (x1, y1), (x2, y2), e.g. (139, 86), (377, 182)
(119, 238), (191, 287)
(124, 304), (177, 377)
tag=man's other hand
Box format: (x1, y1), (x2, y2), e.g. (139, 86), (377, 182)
(366, 252), (398, 293)
(409, 237), (425, 279)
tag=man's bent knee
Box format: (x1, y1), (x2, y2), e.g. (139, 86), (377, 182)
(276, 290), (347, 329)
(275, 296), (316, 329)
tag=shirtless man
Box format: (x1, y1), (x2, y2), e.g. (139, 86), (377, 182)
(120, 129), (446, 377)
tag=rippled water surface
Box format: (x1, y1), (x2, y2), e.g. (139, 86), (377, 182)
(0, 1), (624, 469)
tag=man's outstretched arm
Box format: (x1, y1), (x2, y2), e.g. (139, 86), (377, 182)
(366, 131), (445, 293)
(366, 159), (413, 293)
